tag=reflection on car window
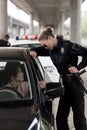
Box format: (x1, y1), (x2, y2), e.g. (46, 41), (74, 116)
(35, 58), (45, 80)
(0, 61), (32, 101)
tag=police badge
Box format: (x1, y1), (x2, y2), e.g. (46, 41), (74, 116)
(61, 47), (64, 54)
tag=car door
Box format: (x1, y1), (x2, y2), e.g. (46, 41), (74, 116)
(29, 57), (54, 130)
(0, 59), (42, 130)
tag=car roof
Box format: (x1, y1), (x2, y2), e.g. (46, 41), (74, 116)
(0, 47), (30, 60)
(11, 39), (40, 46)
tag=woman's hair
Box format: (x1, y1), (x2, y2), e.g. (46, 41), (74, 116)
(39, 27), (54, 41)
(4, 62), (23, 83)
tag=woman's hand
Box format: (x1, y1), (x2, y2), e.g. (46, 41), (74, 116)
(39, 80), (47, 89)
(68, 66), (79, 73)
(30, 51), (37, 59)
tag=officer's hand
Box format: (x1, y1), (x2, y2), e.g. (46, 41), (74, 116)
(68, 66), (79, 73)
(30, 51), (37, 59)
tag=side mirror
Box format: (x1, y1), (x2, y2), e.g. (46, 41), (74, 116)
(45, 82), (64, 99)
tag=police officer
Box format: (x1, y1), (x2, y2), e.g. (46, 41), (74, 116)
(0, 34), (10, 47)
(30, 27), (87, 130)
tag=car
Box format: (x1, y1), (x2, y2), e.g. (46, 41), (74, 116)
(0, 47), (64, 130)
(10, 39), (41, 48)
(10, 38), (60, 82)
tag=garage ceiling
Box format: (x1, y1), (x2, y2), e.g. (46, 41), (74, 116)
(11, 0), (85, 28)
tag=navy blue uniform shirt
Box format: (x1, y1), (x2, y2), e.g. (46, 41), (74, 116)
(31, 38), (87, 75)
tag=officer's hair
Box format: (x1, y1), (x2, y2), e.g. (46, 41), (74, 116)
(4, 34), (9, 39)
(39, 27), (54, 41)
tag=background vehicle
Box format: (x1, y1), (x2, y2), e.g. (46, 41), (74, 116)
(11, 39), (41, 48)
(0, 47), (64, 130)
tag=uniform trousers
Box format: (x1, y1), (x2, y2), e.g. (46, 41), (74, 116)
(56, 76), (87, 130)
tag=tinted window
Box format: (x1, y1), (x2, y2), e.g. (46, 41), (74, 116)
(0, 61), (32, 101)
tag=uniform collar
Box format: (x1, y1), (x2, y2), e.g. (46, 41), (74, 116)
(56, 37), (63, 49)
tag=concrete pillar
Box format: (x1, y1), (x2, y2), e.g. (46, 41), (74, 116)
(70, 0), (82, 44)
(24, 24), (27, 35)
(60, 11), (65, 35)
(54, 22), (58, 35)
(57, 12), (65, 35)
(9, 17), (13, 37)
(55, 21), (60, 35)
(37, 21), (40, 34)
(37, 22), (39, 34)
(29, 13), (34, 35)
(16, 25), (19, 36)
(39, 22), (44, 33)
(0, 0), (8, 39)
(58, 20), (61, 34)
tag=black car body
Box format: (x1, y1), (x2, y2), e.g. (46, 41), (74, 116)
(0, 47), (64, 130)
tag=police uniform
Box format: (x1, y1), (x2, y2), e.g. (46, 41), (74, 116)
(0, 39), (10, 47)
(31, 37), (87, 130)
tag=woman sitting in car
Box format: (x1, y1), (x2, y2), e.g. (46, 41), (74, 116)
(4, 62), (29, 98)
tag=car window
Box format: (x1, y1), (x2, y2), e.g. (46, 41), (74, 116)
(0, 61), (32, 101)
(29, 57), (44, 83)
(35, 58), (45, 80)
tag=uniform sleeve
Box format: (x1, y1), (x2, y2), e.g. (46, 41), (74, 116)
(70, 43), (87, 70)
(30, 46), (49, 56)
